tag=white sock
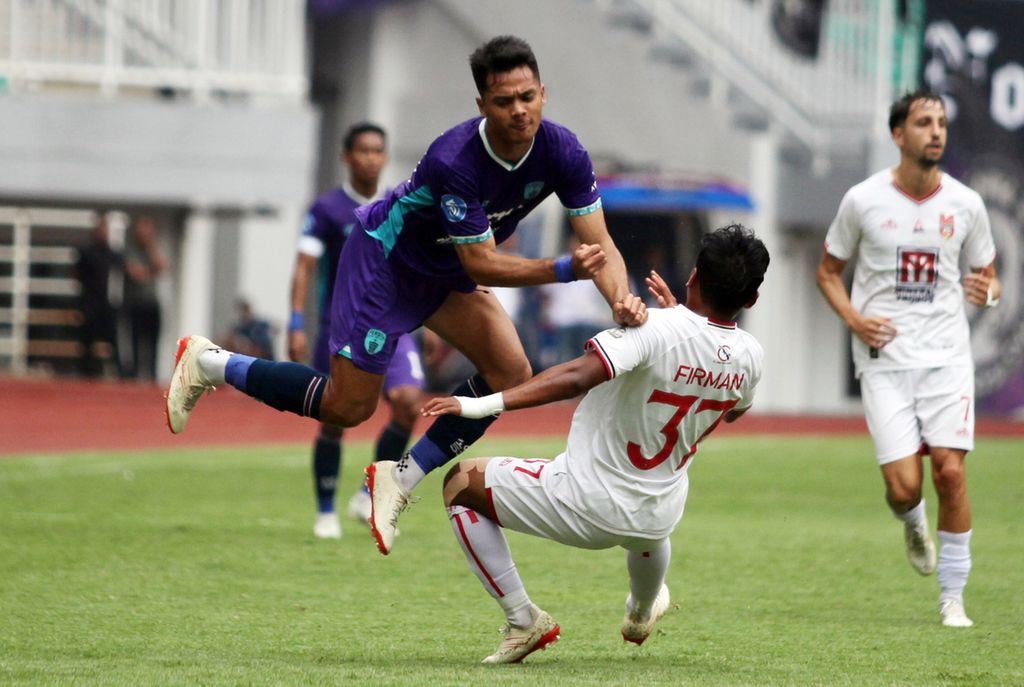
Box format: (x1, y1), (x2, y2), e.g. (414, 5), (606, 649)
(394, 454), (426, 493)
(893, 499), (926, 525)
(448, 505), (533, 628)
(937, 529), (972, 603)
(198, 348), (231, 385)
(626, 539), (671, 618)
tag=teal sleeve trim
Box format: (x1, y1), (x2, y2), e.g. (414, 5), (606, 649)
(566, 198), (603, 217)
(448, 227), (495, 245)
(365, 185), (434, 257)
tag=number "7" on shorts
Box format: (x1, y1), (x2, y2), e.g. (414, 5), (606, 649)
(513, 459), (549, 479)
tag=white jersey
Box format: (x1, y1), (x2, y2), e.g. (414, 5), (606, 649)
(825, 169), (996, 375)
(546, 306), (763, 539)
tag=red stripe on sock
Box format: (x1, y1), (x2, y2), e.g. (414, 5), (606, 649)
(453, 511), (504, 597)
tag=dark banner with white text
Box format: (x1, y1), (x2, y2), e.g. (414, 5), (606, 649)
(922, 0), (1024, 415)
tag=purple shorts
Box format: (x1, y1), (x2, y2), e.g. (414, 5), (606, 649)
(314, 326), (424, 392)
(328, 228), (472, 375)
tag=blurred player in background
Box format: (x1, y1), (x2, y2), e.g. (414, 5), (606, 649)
(287, 123), (425, 539)
(166, 35), (646, 557)
(816, 90), (1000, 628)
(424, 225), (768, 663)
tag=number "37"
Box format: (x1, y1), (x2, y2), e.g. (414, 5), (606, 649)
(627, 390), (737, 471)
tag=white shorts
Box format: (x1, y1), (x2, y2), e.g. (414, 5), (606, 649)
(484, 457), (665, 552)
(860, 365), (975, 465)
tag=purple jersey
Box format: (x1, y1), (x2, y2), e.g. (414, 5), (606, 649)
(298, 183), (377, 324)
(355, 117), (602, 282)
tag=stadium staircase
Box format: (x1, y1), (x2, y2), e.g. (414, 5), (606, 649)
(593, 0), (920, 173)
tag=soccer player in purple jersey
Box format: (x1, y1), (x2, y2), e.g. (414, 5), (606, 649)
(165, 36), (647, 555)
(287, 123), (426, 540)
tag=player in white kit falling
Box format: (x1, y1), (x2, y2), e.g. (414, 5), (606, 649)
(422, 225), (769, 663)
(817, 90), (1001, 628)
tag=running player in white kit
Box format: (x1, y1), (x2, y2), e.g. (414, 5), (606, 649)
(422, 225), (769, 663)
(817, 90), (1001, 628)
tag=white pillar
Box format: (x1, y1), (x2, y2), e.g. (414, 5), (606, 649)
(236, 204), (302, 360)
(741, 132), (809, 413)
(176, 207), (215, 340)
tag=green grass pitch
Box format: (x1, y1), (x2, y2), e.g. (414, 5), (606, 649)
(1, 435), (1021, 686)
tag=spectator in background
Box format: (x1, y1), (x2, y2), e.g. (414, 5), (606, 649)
(541, 235), (618, 366)
(74, 213), (122, 378)
(123, 215), (168, 381)
(640, 242), (683, 309)
(222, 299), (276, 360)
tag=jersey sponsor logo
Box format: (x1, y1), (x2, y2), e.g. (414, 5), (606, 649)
(524, 181), (544, 199)
(896, 246), (939, 303)
(939, 213), (955, 239)
(913, 219), (925, 233)
(364, 328), (387, 355)
(673, 364), (746, 390)
(441, 194), (468, 222)
(487, 203), (525, 224)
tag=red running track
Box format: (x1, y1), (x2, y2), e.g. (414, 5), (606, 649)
(1, 376), (1021, 456)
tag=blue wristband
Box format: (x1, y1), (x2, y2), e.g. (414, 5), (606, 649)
(288, 311), (304, 332)
(554, 255), (577, 283)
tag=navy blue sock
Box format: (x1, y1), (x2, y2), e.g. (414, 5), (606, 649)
(241, 359), (326, 419)
(375, 421), (412, 463)
(409, 374), (498, 474)
(312, 432), (342, 513)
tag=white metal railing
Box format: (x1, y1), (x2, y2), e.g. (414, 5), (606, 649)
(0, 207), (95, 374)
(0, 0), (307, 101)
(602, 0), (917, 160)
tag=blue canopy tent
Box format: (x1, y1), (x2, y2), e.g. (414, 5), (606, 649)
(597, 174), (754, 212)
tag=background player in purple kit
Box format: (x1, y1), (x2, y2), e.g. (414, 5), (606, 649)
(165, 35), (647, 556)
(288, 123), (426, 539)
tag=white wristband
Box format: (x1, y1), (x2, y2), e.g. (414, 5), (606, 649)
(986, 286), (1000, 308)
(455, 392), (505, 419)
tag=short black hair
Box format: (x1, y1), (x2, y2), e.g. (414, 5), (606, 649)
(342, 122), (386, 152)
(888, 89), (944, 132)
(469, 35), (540, 95)
(695, 224), (770, 315)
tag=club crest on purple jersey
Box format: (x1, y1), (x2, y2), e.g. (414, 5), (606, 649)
(441, 195), (468, 222)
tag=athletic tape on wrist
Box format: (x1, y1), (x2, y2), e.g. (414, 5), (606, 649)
(456, 392), (505, 419)
(554, 255), (577, 283)
(288, 311), (304, 331)
(985, 286), (1000, 308)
